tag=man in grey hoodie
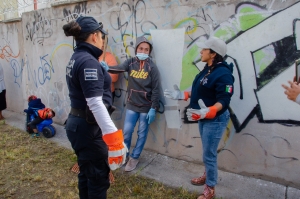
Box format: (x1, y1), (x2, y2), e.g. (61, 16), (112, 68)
(103, 36), (160, 171)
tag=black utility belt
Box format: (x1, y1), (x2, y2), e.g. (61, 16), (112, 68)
(70, 105), (116, 124)
(70, 107), (86, 118)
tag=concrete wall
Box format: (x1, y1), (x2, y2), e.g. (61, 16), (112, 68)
(1, 0), (300, 188)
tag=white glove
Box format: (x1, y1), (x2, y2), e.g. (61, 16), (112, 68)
(186, 99), (217, 121)
(164, 84), (188, 100)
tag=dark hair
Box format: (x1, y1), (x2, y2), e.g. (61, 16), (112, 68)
(52, 110), (56, 117)
(209, 49), (224, 66)
(62, 21), (101, 42)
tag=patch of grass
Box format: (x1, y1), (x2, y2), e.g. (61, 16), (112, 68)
(0, 121), (199, 199)
(0, 122), (78, 199)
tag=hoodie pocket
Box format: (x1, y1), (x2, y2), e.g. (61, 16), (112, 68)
(128, 89), (152, 107)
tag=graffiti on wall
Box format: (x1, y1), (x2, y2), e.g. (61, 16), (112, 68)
(25, 11), (53, 45)
(62, 2), (90, 22)
(2, 0), (300, 153)
(0, 43), (20, 62)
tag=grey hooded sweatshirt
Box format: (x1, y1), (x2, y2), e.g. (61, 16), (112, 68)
(111, 36), (160, 113)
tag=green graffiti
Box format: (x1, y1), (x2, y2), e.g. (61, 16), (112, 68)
(174, 18), (198, 34)
(180, 45), (199, 90)
(214, 28), (235, 40)
(239, 7), (266, 31)
(254, 50), (268, 74)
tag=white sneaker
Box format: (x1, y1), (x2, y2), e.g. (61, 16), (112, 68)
(124, 157), (139, 172)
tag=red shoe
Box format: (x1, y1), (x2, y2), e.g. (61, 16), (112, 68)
(191, 172), (206, 186)
(197, 184), (215, 199)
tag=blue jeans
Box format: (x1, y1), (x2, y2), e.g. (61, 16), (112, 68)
(123, 109), (149, 159)
(198, 110), (230, 187)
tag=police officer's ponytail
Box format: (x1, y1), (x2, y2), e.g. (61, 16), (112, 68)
(63, 21), (81, 37)
(210, 49), (224, 67)
(63, 21), (93, 42)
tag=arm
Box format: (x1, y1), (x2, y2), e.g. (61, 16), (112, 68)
(150, 65), (160, 110)
(78, 59), (127, 170)
(214, 73), (234, 112)
(101, 52), (119, 83)
(107, 58), (131, 74)
(78, 60), (117, 134)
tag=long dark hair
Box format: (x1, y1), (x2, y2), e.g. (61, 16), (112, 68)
(62, 21), (101, 42)
(209, 49), (224, 67)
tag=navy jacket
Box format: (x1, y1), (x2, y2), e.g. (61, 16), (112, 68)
(66, 42), (112, 110)
(190, 61), (234, 118)
(24, 98), (45, 115)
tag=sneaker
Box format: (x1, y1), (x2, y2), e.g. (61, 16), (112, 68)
(124, 157), (139, 172)
(31, 133), (40, 138)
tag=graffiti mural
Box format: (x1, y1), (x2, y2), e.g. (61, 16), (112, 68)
(62, 2), (90, 22)
(25, 11), (53, 45)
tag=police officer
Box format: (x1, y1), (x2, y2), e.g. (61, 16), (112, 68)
(63, 16), (127, 199)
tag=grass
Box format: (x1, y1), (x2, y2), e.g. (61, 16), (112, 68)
(0, 120), (199, 199)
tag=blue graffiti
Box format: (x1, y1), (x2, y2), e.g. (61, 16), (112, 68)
(38, 54), (54, 85)
(10, 59), (24, 87)
(11, 54), (53, 88)
(25, 55), (38, 88)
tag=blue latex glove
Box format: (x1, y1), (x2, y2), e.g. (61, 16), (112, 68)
(146, 108), (156, 124)
(100, 61), (109, 71)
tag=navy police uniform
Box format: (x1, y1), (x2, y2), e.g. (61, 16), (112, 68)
(65, 41), (112, 199)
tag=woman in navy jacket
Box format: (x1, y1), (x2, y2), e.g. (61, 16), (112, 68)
(165, 37), (234, 199)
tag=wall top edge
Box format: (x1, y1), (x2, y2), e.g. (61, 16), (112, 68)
(3, 17), (22, 23)
(51, 0), (88, 7)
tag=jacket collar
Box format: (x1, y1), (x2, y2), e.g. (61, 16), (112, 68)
(75, 42), (103, 59)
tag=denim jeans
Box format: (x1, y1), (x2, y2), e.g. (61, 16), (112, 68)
(123, 109), (149, 159)
(198, 110), (230, 187)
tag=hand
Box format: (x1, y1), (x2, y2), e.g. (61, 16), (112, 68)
(146, 108), (156, 124)
(100, 61), (109, 71)
(164, 84), (188, 100)
(186, 99), (217, 121)
(102, 129), (128, 170)
(282, 81), (300, 102)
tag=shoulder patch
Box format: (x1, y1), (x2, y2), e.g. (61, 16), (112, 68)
(84, 69), (98, 80)
(225, 85), (233, 93)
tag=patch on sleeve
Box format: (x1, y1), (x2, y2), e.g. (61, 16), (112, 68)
(225, 85), (233, 93)
(84, 69), (98, 80)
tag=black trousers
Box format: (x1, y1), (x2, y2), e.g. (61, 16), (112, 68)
(78, 159), (110, 199)
(65, 114), (110, 199)
(29, 116), (43, 131)
(0, 89), (6, 111)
